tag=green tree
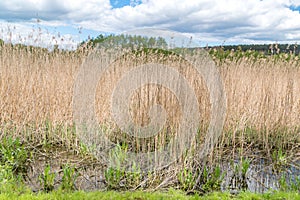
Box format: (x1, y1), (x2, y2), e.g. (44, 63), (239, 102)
(82, 34), (168, 49)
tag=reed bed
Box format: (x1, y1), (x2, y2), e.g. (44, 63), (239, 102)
(0, 43), (299, 161)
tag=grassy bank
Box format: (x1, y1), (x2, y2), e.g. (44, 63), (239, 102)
(0, 190), (300, 200)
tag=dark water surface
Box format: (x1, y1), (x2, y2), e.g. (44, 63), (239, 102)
(221, 159), (300, 192)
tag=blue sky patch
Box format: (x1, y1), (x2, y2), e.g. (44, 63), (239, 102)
(110, 0), (141, 8)
(110, 0), (131, 8)
(288, 5), (300, 12)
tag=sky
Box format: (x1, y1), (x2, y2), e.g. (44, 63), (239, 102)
(1, 0), (300, 49)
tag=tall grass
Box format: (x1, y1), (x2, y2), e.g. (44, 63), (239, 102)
(220, 55), (300, 153)
(0, 43), (299, 161)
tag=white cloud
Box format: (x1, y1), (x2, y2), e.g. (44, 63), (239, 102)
(0, 20), (79, 50)
(1, 0), (300, 47)
(0, 0), (111, 21)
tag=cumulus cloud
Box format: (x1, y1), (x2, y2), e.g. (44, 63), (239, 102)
(0, 0), (111, 21)
(1, 0), (300, 46)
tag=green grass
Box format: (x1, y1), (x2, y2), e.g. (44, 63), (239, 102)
(0, 190), (299, 200)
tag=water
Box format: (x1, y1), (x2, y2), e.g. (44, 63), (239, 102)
(221, 159), (300, 192)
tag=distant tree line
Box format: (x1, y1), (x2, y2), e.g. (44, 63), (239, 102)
(81, 34), (168, 49)
(208, 43), (299, 55)
(2, 34), (299, 56)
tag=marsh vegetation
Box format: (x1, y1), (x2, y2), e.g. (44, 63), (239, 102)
(0, 38), (299, 196)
